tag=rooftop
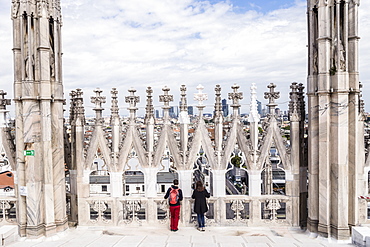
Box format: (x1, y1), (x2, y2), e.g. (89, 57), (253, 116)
(6, 225), (355, 247)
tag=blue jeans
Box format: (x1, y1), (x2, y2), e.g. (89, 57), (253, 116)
(197, 213), (205, 227)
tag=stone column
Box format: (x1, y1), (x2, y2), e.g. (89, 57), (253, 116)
(248, 83), (259, 153)
(288, 82), (301, 227)
(110, 172), (123, 197)
(348, 0), (363, 228)
(12, 0), (68, 237)
(110, 88), (122, 198)
(212, 170), (226, 197)
(248, 170), (261, 197)
(70, 90), (88, 225)
(143, 168), (158, 197)
(145, 87), (155, 156)
(179, 85), (189, 156)
(178, 170), (193, 197)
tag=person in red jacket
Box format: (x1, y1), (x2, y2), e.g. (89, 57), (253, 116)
(164, 179), (183, 231)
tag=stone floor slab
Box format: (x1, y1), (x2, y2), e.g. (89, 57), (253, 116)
(166, 243), (192, 247)
(86, 235), (124, 247)
(140, 235), (168, 244)
(244, 244), (270, 247)
(219, 243), (245, 247)
(111, 235), (146, 247)
(167, 235), (191, 243)
(215, 235), (246, 244)
(192, 244), (219, 247)
(243, 236), (273, 244)
(268, 235), (302, 245)
(7, 226), (357, 247)
(192, 235), (215, 243)
(269, 243), (298, 247)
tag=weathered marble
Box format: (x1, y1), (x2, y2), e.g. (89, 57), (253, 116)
(307, 0), (365, 240)
(12, 0), (67, 238)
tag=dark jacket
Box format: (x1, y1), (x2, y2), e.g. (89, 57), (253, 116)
(191, 188), (210, 214)
(164, 185), (183, 206)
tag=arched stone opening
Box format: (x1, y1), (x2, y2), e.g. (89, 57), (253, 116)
(225, 146), (249, 195)
(89, 157), (110, 196)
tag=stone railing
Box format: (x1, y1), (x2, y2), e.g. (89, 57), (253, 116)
(78, 195), (292, 227)
(0, 198), (17, 225)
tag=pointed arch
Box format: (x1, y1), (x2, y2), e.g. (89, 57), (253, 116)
(84, 126), (112, 171)
(153, 124), (181, 169)
(187, 120), (215, 170)
(222, 120), (252, 170)
(257, 118), (290, 171)
(118, 125), (147, 172)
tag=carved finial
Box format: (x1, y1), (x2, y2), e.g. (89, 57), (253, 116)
(179, 85), (190, 124)
(69, 90), (77, 122)
(248, 83), (259, 123)
(110, 88), (119, 117)
(0, 90), (11, 110)
(145, 87), (154, 121)
(180, 85), (187, 112)
(0, 90), (11, 127)
(159, 86), (173, 109)
(159, 86), (173, 122)
(70, 88), (85, 125)
(289, 82), (300, 121)
(194, 84), (208, 107)
(359, 82), (366, 120)
(11, 0), (20, 19)
(264, 83), (280, 114)
(298, 83), (305, 120)
(214, 85), (222, 117)
(125, 88), (140, 122)
(91, 88), (106, 121)
(228, 84), (243, 117)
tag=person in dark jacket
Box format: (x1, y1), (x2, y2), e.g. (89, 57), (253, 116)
(192, 180), (210, 231)
(164, 179), (183, 231)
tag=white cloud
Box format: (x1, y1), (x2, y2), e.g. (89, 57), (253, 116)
(0, 0), (370, 116)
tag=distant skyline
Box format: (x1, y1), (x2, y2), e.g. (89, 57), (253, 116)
(1, 0), (370, 117)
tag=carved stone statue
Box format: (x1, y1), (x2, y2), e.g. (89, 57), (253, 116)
(12, 0), (19, 18)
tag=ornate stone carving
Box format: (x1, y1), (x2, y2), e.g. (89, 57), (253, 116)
(228, 84), (243, 118)
(156, 199), (169, 224)
(159, 86), (173, 107)
(214, 85), (222, 118)
(145, 87), (154, 120)
(159, 86), (173, 122)
(125, 88), (140, 123)
(264, 83), (280, 114)
(264, 199), (282, 220)
(228, 84), (243, 107)
(0, 200), (16, 223)
(248, 83), (259, 123)
(11, 0), (20, 19)
(194, 84), (208, 107)
(89, 200), (111, 224)
(121, 200), (143, 224)
(91, 88), (106, 122)
(179, 85), (187, 112)
(226, 199), (248, 223)
(110, 88), (119, 117)
(289, 82), (300, 122)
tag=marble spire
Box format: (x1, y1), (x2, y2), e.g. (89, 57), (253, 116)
(264, 83), (280, 115)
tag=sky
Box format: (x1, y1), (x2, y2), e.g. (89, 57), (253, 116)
(1, 0), (370, 117)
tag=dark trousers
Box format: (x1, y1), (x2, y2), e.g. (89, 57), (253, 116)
(170, 205), (180, 230)
(197, 213), (205, 227)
